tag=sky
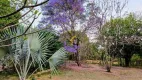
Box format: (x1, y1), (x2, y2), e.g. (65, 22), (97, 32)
(33, 0), (142, 27)
(127, 0), (142, 12)
(32, 0), (142, 42)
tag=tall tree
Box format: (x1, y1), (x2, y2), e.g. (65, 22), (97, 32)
(90, 0), (128, 71)
(101, 14), (142, 67)
(40, 0), (85, 66)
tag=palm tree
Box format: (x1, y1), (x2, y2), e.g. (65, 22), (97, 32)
(0, 25), (68, 80)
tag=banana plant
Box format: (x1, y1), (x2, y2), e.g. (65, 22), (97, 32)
(0, 25), (68, 80)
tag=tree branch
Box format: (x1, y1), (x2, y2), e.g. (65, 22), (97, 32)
(0, 8), (34, 30)
(0, 0), (49, 18)
(22, 16), (37, 35)
(0, 26), (51, 43)
(25, 0), (49, 8)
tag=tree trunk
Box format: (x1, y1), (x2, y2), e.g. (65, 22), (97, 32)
(74, 38), (81, 66)
(19, 76), (26, 80)
(125, 57), (130, 67)
(106, 65), (111, 72)
(2, 64), (5, 70)
(119, 58), (122, 66)
(75, 51), (81, 66)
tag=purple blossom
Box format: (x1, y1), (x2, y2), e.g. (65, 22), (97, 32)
(59, 29), (63, 33)
(74, 45), (79, 49)
(40, 0), (84, 27)
(48, 0), (65, 7)
(64, 46), (77, 53)
(54, 15), (69, 24)
(63, 42), (79, 53)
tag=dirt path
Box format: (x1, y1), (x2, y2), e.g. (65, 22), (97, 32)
(1, 62), (142, 80)
(65, 62), (142, 78)
(38, 62), (142, 80)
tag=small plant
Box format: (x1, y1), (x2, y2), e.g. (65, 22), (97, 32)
(31, 76), (36, 80)
(105, 55), (112, 72)
(106, 63), (111, 72)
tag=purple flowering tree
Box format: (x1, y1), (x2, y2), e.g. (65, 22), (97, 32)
(40, 0), (85, 66)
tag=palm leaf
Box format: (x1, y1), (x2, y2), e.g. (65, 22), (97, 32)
(48, 47), (68, 74)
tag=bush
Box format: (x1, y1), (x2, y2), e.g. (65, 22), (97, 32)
(131, 54), (140, 62)
(131, 54), (141, 66)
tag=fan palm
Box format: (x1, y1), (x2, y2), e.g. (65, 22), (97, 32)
(0, 25), (68, 80)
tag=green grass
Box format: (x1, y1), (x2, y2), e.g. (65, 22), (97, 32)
(0, 75), (18, 80)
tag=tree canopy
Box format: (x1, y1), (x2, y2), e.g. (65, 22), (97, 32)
(0, 0), (20, 27)
(101, 14), (142, 67)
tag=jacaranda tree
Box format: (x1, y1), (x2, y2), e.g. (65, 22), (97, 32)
(40, 0), (85, 66)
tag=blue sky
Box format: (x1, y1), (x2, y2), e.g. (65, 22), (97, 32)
(127, 0), (142, 12)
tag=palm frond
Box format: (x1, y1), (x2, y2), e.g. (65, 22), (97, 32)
(29, 31), (56, 70)
(48, 47), (68, 74)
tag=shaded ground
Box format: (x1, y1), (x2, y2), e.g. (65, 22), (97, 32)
(38, 62), (142, 80)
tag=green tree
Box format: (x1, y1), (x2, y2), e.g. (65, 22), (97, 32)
(102, 14), (142, 37)
(0, 0), (20, 62)
(0, 0), (20, 27)
(101, 14), (142, 67)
